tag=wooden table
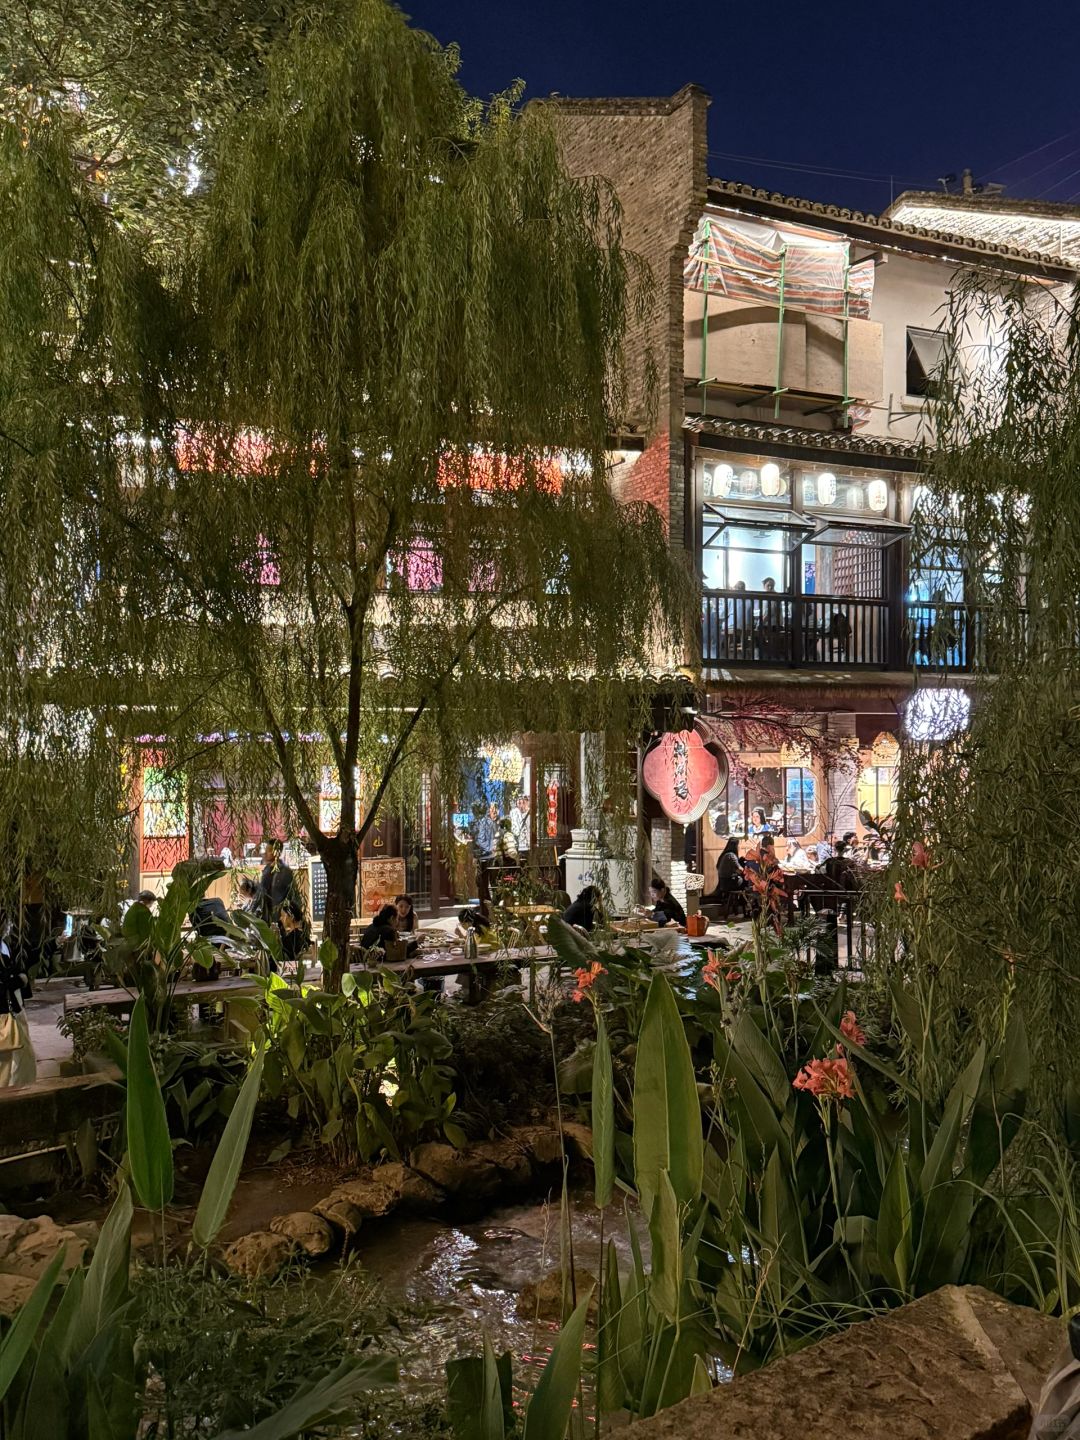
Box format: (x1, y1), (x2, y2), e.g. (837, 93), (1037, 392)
(64, 977), (261, 1035)
(356, 945), (557, 1003)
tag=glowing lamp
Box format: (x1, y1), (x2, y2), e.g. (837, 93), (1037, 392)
(817, 471), (837, 505)
(867, 479), (889, 513)
(760, 461), (782, 496)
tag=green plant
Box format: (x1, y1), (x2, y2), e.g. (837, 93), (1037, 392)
(56, 1004), (125, 1065)
(258, 960), (459, 1161)
(441, 993), (555, 1136)
(0, 996), (398, 1439)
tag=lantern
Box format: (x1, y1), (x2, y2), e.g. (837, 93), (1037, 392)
(867, 478), (889, 513)
(817, 471), (837, 505)
(760, 461), (782, 497)
(713, 463), (734, 498)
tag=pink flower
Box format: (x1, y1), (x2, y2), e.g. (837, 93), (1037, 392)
(572, 962), (606, 1003)
(793, 1056), (855, 1102)
(894, 881), (908, 903)
(839, 1011), (867, 1048)
(911, 840), (931, 869)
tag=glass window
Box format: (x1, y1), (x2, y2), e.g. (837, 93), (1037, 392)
(784, 767), (817, 836)
(857, 766), (897, 822)
(802, 536), (884, 598)
(704, 525), (792, 593)
(906, 327), (946, 399)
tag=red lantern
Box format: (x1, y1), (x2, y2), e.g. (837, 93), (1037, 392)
(642, 729), (726, 824)
(546, 781), (559, 839)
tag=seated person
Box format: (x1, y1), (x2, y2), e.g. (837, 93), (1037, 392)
(360, 904), (419, 958)
(455, 905), (491, 938)
(784, 838), (814, 872)
(189, 895), (230, 940)
(236, 876), (261, 914)
(394, 894), (417, 933)
(648, 876), (686, 928)
(278, 899), (312, 967)
(562, 885), (601, 933)
(824, 841), (858, 889)
(708, 837), (745, 896)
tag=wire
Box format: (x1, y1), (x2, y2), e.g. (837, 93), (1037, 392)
(984, 128), (1080, 177)
(1008, 142), (1080, 193)
(707, 149), (930, 188)
(1035, 161), (1080, 201)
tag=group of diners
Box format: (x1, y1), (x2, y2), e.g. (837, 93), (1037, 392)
(706, 830), (869, 904)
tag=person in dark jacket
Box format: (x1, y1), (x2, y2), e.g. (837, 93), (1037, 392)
(278, 899), (312, 968)
(259, 839), (295, 923)
(563, 885), (601, 933)
(649, 877), (686, 927)
(0, 927), (35, 1087)
(190, 895), (230, 940)
(394, 895), (417, 933)
(359, 903), (400, 954)
(709, 837), (746, 897)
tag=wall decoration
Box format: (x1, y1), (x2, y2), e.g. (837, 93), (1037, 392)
(360, 858), (407, 918)
(642, 729), (726, 825)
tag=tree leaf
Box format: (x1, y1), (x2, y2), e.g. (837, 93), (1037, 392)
(876, 1145), (912, 1295)
(634, 974), (702, 1218)
(125, 996), (174, 1210)
(648, 1170), (681, 1325)
(0, 1248), (66, 1402)
(445, 1338), (511, 1440)
(522, 1289), (593, 1440)
(193, 1044), (266, 1248)
(212, 1355), (398, 1440)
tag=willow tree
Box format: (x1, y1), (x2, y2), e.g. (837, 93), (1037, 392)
(881, 274), (1080, 1119)
(0, 0), (687, 978)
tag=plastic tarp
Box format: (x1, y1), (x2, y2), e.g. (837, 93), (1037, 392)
(684, 214), (875, 320)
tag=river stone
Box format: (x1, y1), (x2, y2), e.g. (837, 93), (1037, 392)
(269, 1211), (336, 1258)
(223, 1230), (295, 1279)
(331, 1175), (400, 1219)
(0, 1216), (31, 1263)
(312, 1194), (365, 1239)
(0, 1273), (36, 1318)
(517, 1268), (598, 1322)
(469, 1138), (533, 1188)
(7, 1217), (94, 1279)
(373, 1162), (445, 1212)
(408, 1142), (500, 1198)
(628, 1285), (1057, 1440)
(560, 1121), (595, 1162)
(508, 1125), (564, 1167)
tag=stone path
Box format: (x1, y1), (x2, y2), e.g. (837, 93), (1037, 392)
(23, 978), (77, 1080)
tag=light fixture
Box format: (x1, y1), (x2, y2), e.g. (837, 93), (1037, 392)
(715, 463), (734, 497)
(760, 461), (782, 496)
(817, 471), (837, 505)
(739, 468), (757, 492)
(867, 478), (889, 513)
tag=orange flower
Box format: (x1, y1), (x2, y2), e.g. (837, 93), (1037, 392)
(793, 1056), (855, 1102)
(839, 1010), (866, 1047)
(572, 961), (606, 1003)
(911, 840), (931, 869)
(894, 881), (908, 903)
(703, 952), (742, 990)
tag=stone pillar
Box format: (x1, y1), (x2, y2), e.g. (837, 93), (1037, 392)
(825, 715), (859, 841)
(563, 734), (635, 914)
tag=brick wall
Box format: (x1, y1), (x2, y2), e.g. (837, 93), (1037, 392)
(553, 87), (709, 552)
(613, 432), (672, 534)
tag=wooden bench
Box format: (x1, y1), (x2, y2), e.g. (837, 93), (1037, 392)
(64, 977), (262, 1033)
(354, 945), (557, 1004)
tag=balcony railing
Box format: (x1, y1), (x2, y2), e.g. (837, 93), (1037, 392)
(701, 590), (1024, 673)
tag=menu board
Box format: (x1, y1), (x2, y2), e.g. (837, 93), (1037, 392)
(309, 860), (328, 921)
(360, 858), (406, 918)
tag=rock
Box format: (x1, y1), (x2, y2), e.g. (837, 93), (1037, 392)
(269, 1211), (336, 1258)
(408, 1142), (500, 1198)
(312, 1194), (365, 1240)
(0, 1216), (31, 1263)
(560, 1121), (595, 1162)
(509, 1125), (565, 1167)
(470, 1138), (533, 1188)
(7, 1217), (94, 1280)
(517, 1268), (598, 1322)
(331, 1175), (400, 1219)
(0, 1273), (36, 1318)
(373, 1162), (445, 1212)
(222, 1231), (295, 1279)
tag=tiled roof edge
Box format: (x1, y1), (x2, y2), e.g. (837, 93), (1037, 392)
(684, 414), (925, 462)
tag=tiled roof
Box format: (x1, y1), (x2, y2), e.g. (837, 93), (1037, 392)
(685, 414), (924, 465)
(886, 190), (1080, 222)
(706, 178), (1077, 278)
(546, 84), (706, 117)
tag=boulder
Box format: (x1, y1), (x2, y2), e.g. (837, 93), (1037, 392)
(560, 1121), (595, 1162)
(517, 1267), (598, 1322)
(509, 1125), (564, 1168)
(408, 1142), (500, 1198)
(0, 1215), (31, 1263)
(331, 1175), (400, 1219)
(7, 1217), (94, 1280)
(470, 1138), (533, 1188)
(312, 1194), (365, 1240)
(373, 1161), (445, 1213)
(222, 1230), (295, 1279)
(0, 1272), (36, 1318)
(269, 1211), (337, 1258)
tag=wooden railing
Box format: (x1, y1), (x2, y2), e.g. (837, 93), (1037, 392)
(702, 591), (1025, 673)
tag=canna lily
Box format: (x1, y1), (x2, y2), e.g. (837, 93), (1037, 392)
(894, 881), (908, 903)
(838, 1010), (867, 1050)
(911, 840), (931, 869)
(572, 961), (606, 1003)
(793, 1056), (855, 1102)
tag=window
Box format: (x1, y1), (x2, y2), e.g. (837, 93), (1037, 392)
(906, 327), (946, 400)
(783, 767), (817, 836)
(857, 766), (897, 823)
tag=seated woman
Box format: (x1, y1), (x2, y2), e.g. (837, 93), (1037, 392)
(278, 899), (311, 969)
(707, 837), (745, 898)
(562, 885), (601, 933)
(360, 903), (399, 954)
(648, 876), (686, 928)
(394, 894), (417, 934)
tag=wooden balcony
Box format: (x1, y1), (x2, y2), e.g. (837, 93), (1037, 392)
(701, 591), (1023, 674)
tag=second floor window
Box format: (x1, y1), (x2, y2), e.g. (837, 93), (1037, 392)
(906, 327), (945, 400)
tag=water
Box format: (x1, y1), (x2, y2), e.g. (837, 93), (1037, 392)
(352, 1191), (647, 1396)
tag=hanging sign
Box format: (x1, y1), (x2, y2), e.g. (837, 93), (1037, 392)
(642, 729), (727, 825)
(360, 858), (407, 918)
(870, 731), (900, 767)
(546, 780), (559, 839)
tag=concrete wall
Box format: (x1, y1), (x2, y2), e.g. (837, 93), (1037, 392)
(554, 87), (709, 549)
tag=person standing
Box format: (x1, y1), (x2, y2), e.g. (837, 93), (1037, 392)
(476, 803), (499, 859)
(510, 794), (532, 853)
(259, 839), (295, 922)
(0, 927), (35, 1089)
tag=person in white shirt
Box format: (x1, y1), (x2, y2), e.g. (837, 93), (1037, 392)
(510, 794), (531, 853)
(784, 838), (814, 872)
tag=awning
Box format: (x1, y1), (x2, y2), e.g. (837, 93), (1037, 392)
(703, 503), (815, 553)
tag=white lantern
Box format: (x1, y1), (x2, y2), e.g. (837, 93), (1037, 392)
(817, 471), (837, 505)
(739, 468), (757, 493)
(867, 478), (889, 513)
(760, 461), (782, 497)
(715, 463), (734, 497)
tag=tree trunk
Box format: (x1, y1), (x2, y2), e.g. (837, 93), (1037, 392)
(319, 835), (358, 993)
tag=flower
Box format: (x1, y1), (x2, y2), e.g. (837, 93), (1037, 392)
(839, 1010), (867, 1048)
(911, 840), (931, 869)
(793, 1056), (855, 1102)
(572, 961), (606, 1003)
(703, 952), (741, 991)
(724, 967), (742, 983)
(893, 881), (908, 903)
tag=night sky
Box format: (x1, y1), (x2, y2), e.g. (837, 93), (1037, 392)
(405, 0), (1080, 213)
